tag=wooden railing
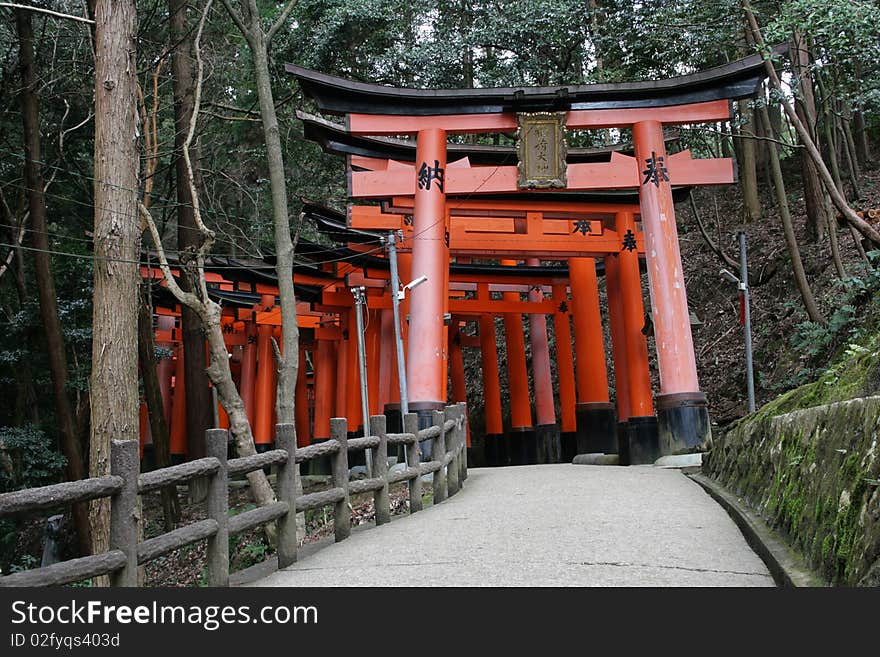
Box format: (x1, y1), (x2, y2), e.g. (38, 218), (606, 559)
(0, 403), (468, 587)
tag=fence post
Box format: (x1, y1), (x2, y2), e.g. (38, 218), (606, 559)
(205, 428), (229, 586)
(370, 415), (391, 525)
(431, 410), (447, 504)
(331, 418), (351, 541)
(275, 423), (298, 568)
(445, 406), (460, 497)
(403, 412), (422, 513)
(109, 439), (139, 587)
(459, 403), (468, 482)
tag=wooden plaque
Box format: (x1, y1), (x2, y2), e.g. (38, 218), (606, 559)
(516, 112), (567, 189)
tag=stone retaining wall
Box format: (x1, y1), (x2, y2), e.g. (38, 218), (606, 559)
(704, 396), (880, 586)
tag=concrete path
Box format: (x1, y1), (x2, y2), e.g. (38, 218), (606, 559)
(250, 464), (774, 587)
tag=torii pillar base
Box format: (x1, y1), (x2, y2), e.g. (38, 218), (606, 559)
(506, 427), (537, 466)
(619, 416), (660, 465)
(560, 432), (578, 463)
(657, 392), (711, 456)
(484, 433), (506, 467)
(413, 402), (445, 462)
(307, 438), (333, 475)
(575, 402), (617, 456)
(535, 424), (561, 464)
(467, 436), (486, 469)
(383, 403), (404, 463)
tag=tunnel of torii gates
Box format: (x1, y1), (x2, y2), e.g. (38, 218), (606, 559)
(138, 50), (773, 467)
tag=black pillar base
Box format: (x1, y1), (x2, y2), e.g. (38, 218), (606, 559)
(254, 442), (274, 454)
(467, 434), (485, 468)
(535, 424), (560, 464)
(484, 433), (506, 467)
(506, 428), (531, 466)
(575, 402), (618, 455)
(383, 403), (404, 463)
(347, 430), (366, 467)
(141, 445), (156, 471)
(560, 432), (578, 463)
(619, 416), (660, 465)
(171, 453), (186, 465)
(413, 402), (444, 462)
(307, 437), (332, 475)
(657, 392), (711, 456)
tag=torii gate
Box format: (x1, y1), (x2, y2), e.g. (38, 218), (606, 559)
(348, 197), (654, 463)
(287, 55), (764, 453)
(290, 52), (771, 461)
(300, 130), (677, 466)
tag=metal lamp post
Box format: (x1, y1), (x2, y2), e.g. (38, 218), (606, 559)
(720, 230), (756, 414)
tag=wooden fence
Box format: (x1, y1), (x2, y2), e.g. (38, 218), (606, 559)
(0, 403), (468, 587)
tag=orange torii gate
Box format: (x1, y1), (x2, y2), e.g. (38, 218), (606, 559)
(289, 52), (773, 462)
(347, 196), (656, 463)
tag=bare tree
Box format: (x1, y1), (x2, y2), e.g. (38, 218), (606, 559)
(756, 99), (825, 324)
(219, 0), (301, 427)
(741, 0), (880, 249)
(169, 0), (213, 498)
(139, 0), (278, 515)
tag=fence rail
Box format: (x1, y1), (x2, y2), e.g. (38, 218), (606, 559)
(0, 403), (468, 587)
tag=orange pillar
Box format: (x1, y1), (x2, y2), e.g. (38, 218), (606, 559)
(313, 336), (336, 441)
(253, 307), (276, 449)
(295, 347), (310, 448)
(378, 309), (399, 409)
(568, 257), (616, 455)
(169, 346), (187, 460)
(479, 313), (503, 466)
(239, 322), (258, 428)
(335, 332), (347, 425)
(156, 316), (175, 426)
(633, 121), (708, 458)
(501, 259), (535, 466)
(344, 309), (362, 435)
(526, 257), (558, 463)
(618, 210), (659, 463)
(605, 254), (631, 446)
(365, 309), (381, 415)
(552, 283), (578, 461)
(449, 320), (466, 403)
(406, 128), (447, 431)
(138, 401), (150, 459)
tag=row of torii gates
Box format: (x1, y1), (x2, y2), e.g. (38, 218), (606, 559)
(140, 52), (773, 467)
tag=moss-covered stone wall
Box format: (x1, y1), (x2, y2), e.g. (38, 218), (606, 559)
(704, 396), (880, 586)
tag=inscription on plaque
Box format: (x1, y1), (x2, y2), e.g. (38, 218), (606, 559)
(516, 112), (567, 189)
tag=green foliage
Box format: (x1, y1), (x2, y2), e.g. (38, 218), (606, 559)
(0, 425), (67, 492)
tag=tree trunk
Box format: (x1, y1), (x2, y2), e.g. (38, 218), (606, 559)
(247, 32), (299, 428)
(3, 202), (41, 427)
(852, 110), (871, 166)
(791, 32), (825, 243)
(226, 0), (304, 541)
(736, 101), (761, 222)
(741, 0), (880, 248)
(824, 194), (846, 280)
(169, 0), (211, 498)
(15, 8), (92, 558)
(137, 293), (180, 531)
(839, 108), (861, 200)
(90, 0), (141, 570)
(757, 103), (825, 324)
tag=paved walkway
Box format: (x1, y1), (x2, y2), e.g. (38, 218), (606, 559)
(251, 464), (773, 587)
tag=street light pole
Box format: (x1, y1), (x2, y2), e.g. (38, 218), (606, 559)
(739, 231), (756, 414)
(351, 285), (373, 477)
(387, 232), (409, 416)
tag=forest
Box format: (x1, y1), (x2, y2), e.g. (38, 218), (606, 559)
(0, 0), (878, 583)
